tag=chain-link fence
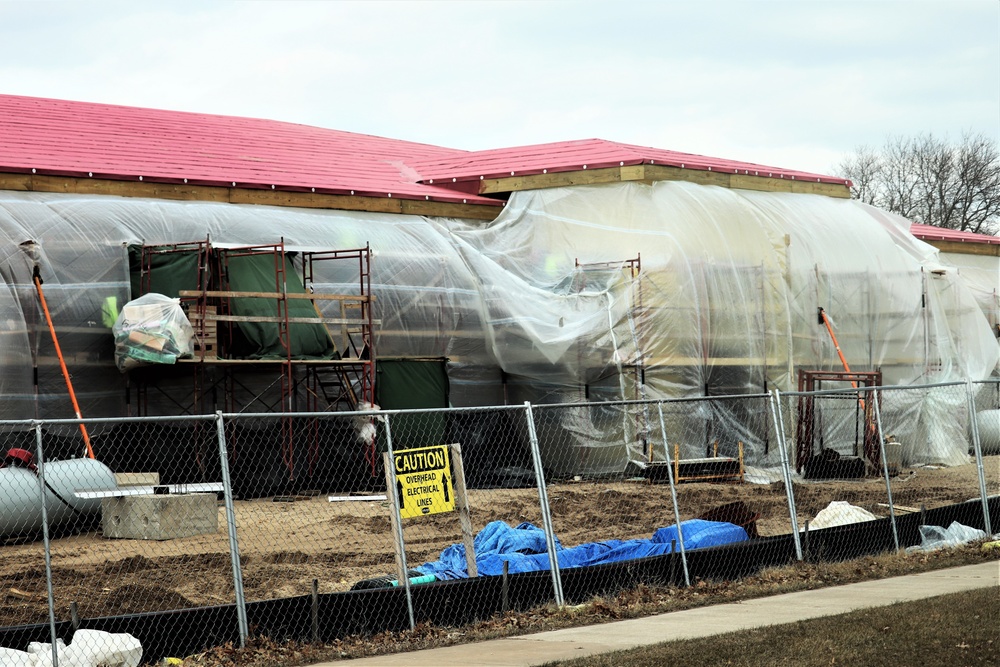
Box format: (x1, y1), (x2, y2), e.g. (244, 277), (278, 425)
(0, 414), (238, 665)
(775, 381), (995, 564)
(0, 384), (996, 664)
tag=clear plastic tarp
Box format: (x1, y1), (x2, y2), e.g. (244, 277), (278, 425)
(112, 293), (194, 371)
(0, 182), (996, 471)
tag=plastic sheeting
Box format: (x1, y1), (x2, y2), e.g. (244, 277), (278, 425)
(0, 182), (996, 471)
(112, 293), (194, 371)
(437, 184), (997, 470)
(935, 250), (1000, 336)
(905, 521), (989, 552)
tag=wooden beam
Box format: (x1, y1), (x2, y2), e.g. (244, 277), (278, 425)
(178, 289), (371, 302)
(207, 313), (377, 326)
(400, 198), (501, 220)
(479, 166), (628, 194)
(0, 173), (501, 221)
(32, 174), (231, 202)
(640, 164), (732, 188)
(0, 173), (32, 191)
(923, 239), (1000, 257)
(479, 163), (851, 198)
(177, 357), (374, 366)
(228, 187), (399, 213)
(644, 356), (785, 367)
(729, 173), (851, 198)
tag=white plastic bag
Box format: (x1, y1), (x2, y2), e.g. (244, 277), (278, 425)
(907, 521), (987, 553)
(112, 293), (194, 372)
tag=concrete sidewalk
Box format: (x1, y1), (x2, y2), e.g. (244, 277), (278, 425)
(310, 561), (998, 667)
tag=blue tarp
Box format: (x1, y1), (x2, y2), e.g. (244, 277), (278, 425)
(415, 519), (748, 581)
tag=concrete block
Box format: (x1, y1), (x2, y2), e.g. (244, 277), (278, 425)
(102, 493), (218, 540)
(114, 472), (160, 487)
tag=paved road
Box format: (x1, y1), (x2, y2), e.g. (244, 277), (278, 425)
(307, 561), (999, 667)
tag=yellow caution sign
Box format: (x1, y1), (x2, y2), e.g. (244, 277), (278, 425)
(393, 445), (455, 518)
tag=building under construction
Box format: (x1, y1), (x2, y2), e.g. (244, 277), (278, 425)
(0, 94), (997, 490)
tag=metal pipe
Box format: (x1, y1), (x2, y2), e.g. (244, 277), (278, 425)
(383, 415), (416, 631)
(770, 390), (803, 561)
(872, 391), (900, 552)
(657, 403), (690, 587)
(36, 422), (60, 667)
(216, 411), (248, 646)
(967, 381), (993, 536)
(524, 402), (564, 607)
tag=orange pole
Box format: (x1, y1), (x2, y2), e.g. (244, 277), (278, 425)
(819, 306), (867, 407)
(820, 307), (876, 452)
(33, 268), (96, 459)
(819, 307), (855, 382)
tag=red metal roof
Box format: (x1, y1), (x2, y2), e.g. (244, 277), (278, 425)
(0, 95), (850, 207)
(408, 138), (851, 187)
(0, 94), (499, 205)
(911, 223), (1000, 245)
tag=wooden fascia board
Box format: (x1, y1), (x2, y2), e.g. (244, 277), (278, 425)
(728, 172), (851, 198)
(478, 165), (642, 194)
(479, 164), (851, 199)
(0, 173), (501, 221)
(923, 239), (1000, 257)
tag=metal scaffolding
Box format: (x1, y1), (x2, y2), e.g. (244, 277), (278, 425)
(129, 239), (377, 482)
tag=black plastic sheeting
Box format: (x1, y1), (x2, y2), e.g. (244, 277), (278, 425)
(20, 409), (538, 498)
(1, 497), (994, 664)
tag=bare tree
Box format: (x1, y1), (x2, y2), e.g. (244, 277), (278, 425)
(836, 132), (1000, 234)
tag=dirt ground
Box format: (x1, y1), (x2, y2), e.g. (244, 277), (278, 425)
(1, 456), (996, 629)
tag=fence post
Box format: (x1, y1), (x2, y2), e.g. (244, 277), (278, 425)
(769, 390), (803, 562)
(871, 390), (900, 553)
(655, 403), (690, 587)
(215, 411), (248, 647)
(523, 402), (564, 608)
(382, 413), (416, 631)
(311, 579), (320, 644)
(966, 381), (993, 536)
(35, 421), (60, 667)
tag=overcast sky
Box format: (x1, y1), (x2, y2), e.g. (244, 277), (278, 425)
(1, 0), (997, 176)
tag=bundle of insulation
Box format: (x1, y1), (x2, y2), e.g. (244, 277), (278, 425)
(112, 293), (194, 372)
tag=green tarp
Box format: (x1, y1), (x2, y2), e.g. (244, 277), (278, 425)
(376, 359), (449, 450)
(128, 245), (200, 300)
(224, 253), (336, 359)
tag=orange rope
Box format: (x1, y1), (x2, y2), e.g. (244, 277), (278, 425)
(34, 272), (96, 459)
